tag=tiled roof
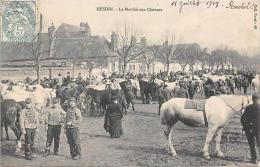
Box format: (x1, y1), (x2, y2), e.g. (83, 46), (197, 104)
(1, 23), (115, 63)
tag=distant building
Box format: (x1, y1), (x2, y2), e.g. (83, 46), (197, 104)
(1, 22), (120, 74)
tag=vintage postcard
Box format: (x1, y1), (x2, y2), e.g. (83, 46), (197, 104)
(0, 0), (260, 166)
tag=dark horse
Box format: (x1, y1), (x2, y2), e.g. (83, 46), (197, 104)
(56, 85), (84, 104)
(86, 86), (127, 116)
(1, 99), (23, 151)
(139, 79), (159, 104)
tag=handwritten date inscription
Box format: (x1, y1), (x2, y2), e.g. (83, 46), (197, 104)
(171, 0), (255, 13)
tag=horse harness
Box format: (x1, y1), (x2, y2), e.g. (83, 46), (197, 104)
(220, 98), (245, 117)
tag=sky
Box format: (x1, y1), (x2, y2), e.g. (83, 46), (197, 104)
(39, 0), (260, 56)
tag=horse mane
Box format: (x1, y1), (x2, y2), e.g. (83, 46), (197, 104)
(217, 94), (251, 109)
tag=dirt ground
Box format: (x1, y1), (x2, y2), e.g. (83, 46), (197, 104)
(1, 97), (259, 167)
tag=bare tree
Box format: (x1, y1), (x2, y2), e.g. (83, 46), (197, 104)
(78, 37), (101, 81)
(207, 53), (216, 72)
(116, 22), (144, 78)
(22, 16), (59, 83)
(185, 44), (201, 75)
(198, 48), (209, 71)
(175, 45), (189, 72)
(142, 50), (154, 74)
(154, 33), (179, 75)
(24, 33), (47, 83)
(176, 43), (201, 74)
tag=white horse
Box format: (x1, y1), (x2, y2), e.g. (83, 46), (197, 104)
(252, 75), (260, 94)
(153, 78), (178, 92)
(160, 95), (246, 160)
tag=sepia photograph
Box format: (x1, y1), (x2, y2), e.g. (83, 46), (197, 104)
(0, 0), (260, 166)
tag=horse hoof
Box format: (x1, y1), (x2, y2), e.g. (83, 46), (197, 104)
(168, 150), (177, 156)
(216, 152), (224, 158)
(203, 155), (211, 160)
(172, 152), (177, 157)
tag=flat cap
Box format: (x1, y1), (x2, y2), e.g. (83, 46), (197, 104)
(25, 98), (32, 104)
(52, 97), (59, 104)
(68, 97), (76, 102)
(111, 96), (118, 101)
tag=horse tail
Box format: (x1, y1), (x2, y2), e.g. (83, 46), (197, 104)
(160, 102), (168, 125)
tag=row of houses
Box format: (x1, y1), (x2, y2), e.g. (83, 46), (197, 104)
(1, 22), (197, 75)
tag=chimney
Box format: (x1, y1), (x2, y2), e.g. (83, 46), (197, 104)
(140, 37), (147, 47)
(48, 22), (55, 39)
(80, 22), (91, 36)
(111, 32), (118, 52)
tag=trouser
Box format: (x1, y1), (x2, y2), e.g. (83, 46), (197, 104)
(230, 87), (234, 94)
(24, 128), (36, 157)
(188, 91), (194, 99)
(66, 127), (81, 157)
(245, 129), (259, 161)
(158, 97), (165, 115)
(45, 125), (61, 154)
(243, 87), (248, 94)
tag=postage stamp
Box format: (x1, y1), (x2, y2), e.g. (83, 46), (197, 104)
(1, 0), (37, 42)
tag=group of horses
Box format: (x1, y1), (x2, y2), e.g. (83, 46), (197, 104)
(1, 73), (260, 163)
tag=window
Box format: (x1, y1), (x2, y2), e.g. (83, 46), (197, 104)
(60, 61), (67, 66)
(133, 65), (135, 70)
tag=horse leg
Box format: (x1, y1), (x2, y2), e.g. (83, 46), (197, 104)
(1, 120), (4, 140)
(4, 122), (9, 140)
(126, 98), (130, 109)
(131, 99), (135, 111)
(164, 119), (178, 156)
(9, 123), (22, 151)
(215, 127), (224, 158)
(203, 126), (218, 160)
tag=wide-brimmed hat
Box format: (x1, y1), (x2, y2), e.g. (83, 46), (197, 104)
(25, 98), (32, 104)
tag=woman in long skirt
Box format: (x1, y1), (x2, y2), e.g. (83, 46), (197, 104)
(104, 96), (123, 138)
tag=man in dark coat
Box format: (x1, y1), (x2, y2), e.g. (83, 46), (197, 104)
(124, 79), (135, 111)
(241, 94), (260, 164)
(104, 96), (123, 138)
(242, 77), (249, 95)
(187, 81), (195, 99)
(174, 83), (189, 98)
(158, 82), (171, 115)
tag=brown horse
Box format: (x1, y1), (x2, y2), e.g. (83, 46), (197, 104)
(56, 85), (84, 104)
(1, 99), (23, 151)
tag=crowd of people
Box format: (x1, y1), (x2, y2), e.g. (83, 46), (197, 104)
(1, 68), (259, 164)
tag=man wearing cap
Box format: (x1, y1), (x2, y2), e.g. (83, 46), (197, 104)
(43, 97), (66, 157)
(19, 98), (40, 160)
(65, 97), (82, 160)
(174, 82), (189, 98)
(110, 73), (121, 90)
(241, 94), (260, 164)
(158, 81), (171, 115)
